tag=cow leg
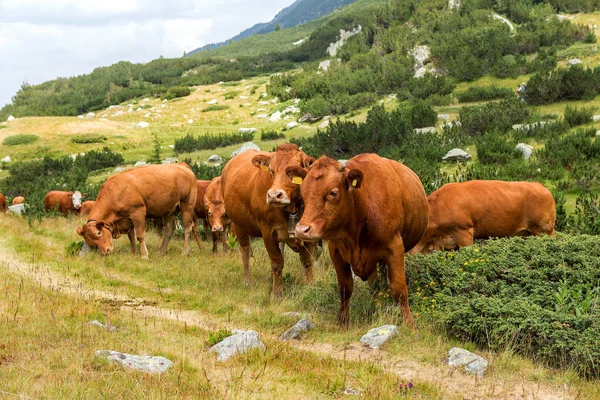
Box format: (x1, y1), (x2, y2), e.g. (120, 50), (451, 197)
(298, 241), (315, 284)
(180, 204), (195, 256)
(237, 230), (252, 285)
(222, 230), (228, 253)
(386, 237), (416, 329)
(131, 215), (149, 259)
(330, 245), (353, 328)
(264, 233), (285, 297)
(191, 216), (203, 250)
(160, 215), (176, 254)
(127, 229), (137, 254)
(212, 232), (218, 253)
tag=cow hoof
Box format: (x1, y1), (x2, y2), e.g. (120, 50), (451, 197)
(142, 255), (150, 260)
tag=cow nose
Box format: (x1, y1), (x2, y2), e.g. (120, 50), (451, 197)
(267, 190), (286, 203)
(296, 224), (311, 235)
(212, 225), (223, 232)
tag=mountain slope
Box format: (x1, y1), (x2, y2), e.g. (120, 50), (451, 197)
(187, 0), (358, 56)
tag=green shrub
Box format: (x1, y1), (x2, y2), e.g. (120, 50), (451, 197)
(459, 97), (530, 136)
(66, 241), (84, 257)
(260, 130), (286, 141)
(300, 96), (331, 119)
(3, 134), (39, 146)
(174, 131), (253, 153)
(163, 86), (191, 100)
(407, 74), (456, 100)
(457, 86), (514, 103)
(540, 128), (600, 168)
(184, 158), (227, 180)
(202, 105), (230, 112)
(0, 125), (7, 130)
(564, 105), (594, 127)
(223, 91), (239, 100)
(206, 329), (233, 347)
(511, 120), (569, 141)
(220, 81), (241, 87)
(409, 100), (436, 128)
(475, 131), (520, 165)
(71, 134), (108, 144)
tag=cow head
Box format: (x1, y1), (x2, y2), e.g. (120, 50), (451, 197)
(287, 156), (362, 241)
(408, 230), (435, 255)
(70, 191), (84, 210)
(76, 221), (114, 255)
(204, 196), (230, 233)
(252, 143), (315, 209)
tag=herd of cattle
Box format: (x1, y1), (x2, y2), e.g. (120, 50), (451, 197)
(0, 143), (556, 327)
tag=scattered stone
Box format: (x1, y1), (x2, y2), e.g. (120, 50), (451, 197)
(512, 121), (546, 131)
(1, 156), (11, 163)
(596, 130), (600, 137)
(293, 37), (308, 46)
(256, 114), (269, 119)
(143, 98), (150, 102)
(96, 350), (173, 373)
(114, 167), (124, 173)
(144, 112), (151, 118)
(208, 154), (222, 163)
(70, 154), (78, 161)
(448, 347), (488, 378)
(79, 242), (92, 256)
(299, 113), (320, 123)
(258, 101), (270, 106)
(231, 142), (261, 157)
(282, 105), (300, 115)
(515, 143), (533, 160)
(77, 115), (84, 119)
(593, 115), (600, 122)
(89, 320), (117, 332)
(414, 127), (436, 134)
(187, 119), (194, 124)
(206, 99), (218, 105)
(238, 128), (257, 134)
(269, 111), (282, 122)
(127, 108), (133, 113)
(162, 157), (178, 164)
(442, 148), (471, 162)
(286, 121), (299, 130)
(568, 58), (582, 66)
(137, 121), (150, 128)
(360, 325), (399, 349)
(318, 60), (332, 72)
(319, 120), (330, 129)
(85, 112), (95, 119)
(448, 0), (461, 10)
(412, 45), (431, 70)
(327, 26), (362, 57)
(162, 99), (168, 103)
(279, 318), (315, 341)
(555, 14), (568, 21)
(344, 387), (364, 396)
(7, 204), (24, 215)
(108, 105), (119, 109)
(261, 93), (268, 98)
(240, 95), (249, 100)
(438, 114), (450, 121)
(134, 161), (147, 168)
(209, 330), (266, 361)
(136, 107), (142, 111)
(168, 145), (175, 149)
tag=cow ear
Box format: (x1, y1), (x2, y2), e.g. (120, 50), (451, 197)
(302, 155), (316, 169)
(346, 169), (363, 190)
(286, 165), (308, 184)
(96, 221), (104, 235)
(68, 193), (73, 197)
(82, 193), (87, 198)
(252, 154), (272, 172)
(76, 226), (83, 236)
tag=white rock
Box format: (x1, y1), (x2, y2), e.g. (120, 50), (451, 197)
(88, 320), (117, 332)
(238, 128), (257, 134)
(515, 143), (533, 160)
(596, 130), (600, 136)
(168, 145), (175, 149)
(326, 26), (362, 57)
(1, 156), (11, 163)
(492, 13), (515, 32)
(231, 142), (261, 157)
(209, 330), (266, 361)
(269, 111), (282, 122)
(360, 325), (399, 349)
(77, 115), (84, 119)
(286, 121), (299, 130)
(187, 119), (194, 124)
(449, 0), (461, 10)
(412, 45), (431, 70)
(319, 60), (332, 72)
(279, 319), (315, 341)
(258, 101), (270, 106)
(261, 93), (268, 98)
(414, 127), (436, 134)
(137, 121), (150, 128)
(568, 58), (582, 66)
(319, 120), (330, 129)
(438, 114), (450, 121)
(144, 112), (152, 118)
(114, 167), (124, 173)
(134, 161), (147, 168)
(593, 115), (600, 122)
(448, 347), (488, 378)
(96, 350), (172, 373)
(207, 99), (218, 105)
(127, 108), (133, 113)
(240, 96), (249, 100)
(136, 107), (142, 111)
(442, 148), (471, 161)
(85, 112), (95, 119)
(208, 154), (222, 163)
(162, 157), (178, 164)
(162, 99), (168, 103)
(293, 37), (308, 46)
(256, 114), (269, 119)
(282, 106), (300, 115)
(143, 98), (150, 102)
(7, 203), (25, 215)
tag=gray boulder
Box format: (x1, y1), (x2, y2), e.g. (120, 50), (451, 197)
(6, 115), (15, 122)
(85, 112), (95, 119)
(299, 113), (320, 123)
(134, 161), (147, 168)
(96, 350), (172, 373)
(448, 347), (488, 378)
(269, 111), (282, 122)
(279, 318), (315, 341)
(286, 121), (299, 130)
(593, 115), (600, 122)
(7, 204), (25, 215)
(360, 325), (399, 349)
(1, 155), (11, 163)
(438, 114), (450, 121)
(89, 320), (117, 332)
(209, 330), (265, 361)
(231, 142), (260, 157)
(568, 58), (582, 66)
(79, 242), (93, 256)
(208, 154), (222, 163)
(238, 128), (257, 134)
(442, 148), (471, 162)
(161, 157), (178, 165)
(319, 120), (330, 129)
(596, 130), (600, 137)
(515, 143), (533, 160)
(412, 45), (431, 70)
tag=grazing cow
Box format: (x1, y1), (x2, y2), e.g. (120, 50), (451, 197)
(76, 163), (197, 258)
(0, 193), (7, 213)
(80, 200), (96, 217)
(410, 180), (556, 255)
(288, 154), (429, 328)
(204, 177), (230, 253)
(12, 196), (24, 206)
(221, 143), (317, 296)
(44, 191), (85, 216)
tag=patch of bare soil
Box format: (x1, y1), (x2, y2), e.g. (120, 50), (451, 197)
(0, 245), (575, 400)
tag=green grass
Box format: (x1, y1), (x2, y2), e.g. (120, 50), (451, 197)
(2, 134), (39, 146)
(202, 105), (230, 113)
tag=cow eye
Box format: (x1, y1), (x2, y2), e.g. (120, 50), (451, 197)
(268, 168), (274, 176)
(208, 211), (212, 216)
(327, 188), (339, 200)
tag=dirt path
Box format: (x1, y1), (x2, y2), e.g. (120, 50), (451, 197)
(0, 245), (574, 400)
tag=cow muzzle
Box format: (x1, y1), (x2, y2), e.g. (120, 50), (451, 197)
(212, 224), (223, 232)
(294, 224), (319, 241)
(266, 189), (290, 205)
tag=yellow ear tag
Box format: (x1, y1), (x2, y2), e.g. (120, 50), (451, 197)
(260, 164), (268, 172)
(292, 176), (303, 185)
(352, 179), (358, 187)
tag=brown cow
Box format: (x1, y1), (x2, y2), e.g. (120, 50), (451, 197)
(44, 191), (85, 216)
(12, 196), (24, 206)
(204, 177), (230, 253)
(288, 154), (429, 328)
(80, 200), (96, 217)
(76, 163), (197, 258)
(410, 180), (556, 255)
(221, 143), (316, 296)
(0, 193), (7, 213)
(191, 180), (212, 248)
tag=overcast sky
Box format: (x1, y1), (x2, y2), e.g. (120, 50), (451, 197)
(0, 0), (295, 107)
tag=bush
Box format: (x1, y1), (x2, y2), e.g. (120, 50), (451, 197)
(174, 131), (254, 153)
(406, 235), (600, 378)
(202, 105), (230, 112)
(260, 130), (286, 141)
(71, 134), (108, 144)
(457, 86), (514, 103)
(409, 100), (436, 128)
(184, 158), (226, 180)
(223, 91), (239, 100)
(300, 96), (331, 119)
(564, 105), (594, 127)
(2, 134), (39, 146)
(407, 74), (456, 100)
(475, 131), (520, 164)
(459, 97), (530, 136)
(162, 86), (191, 100)
(540, 128), (600, 168)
